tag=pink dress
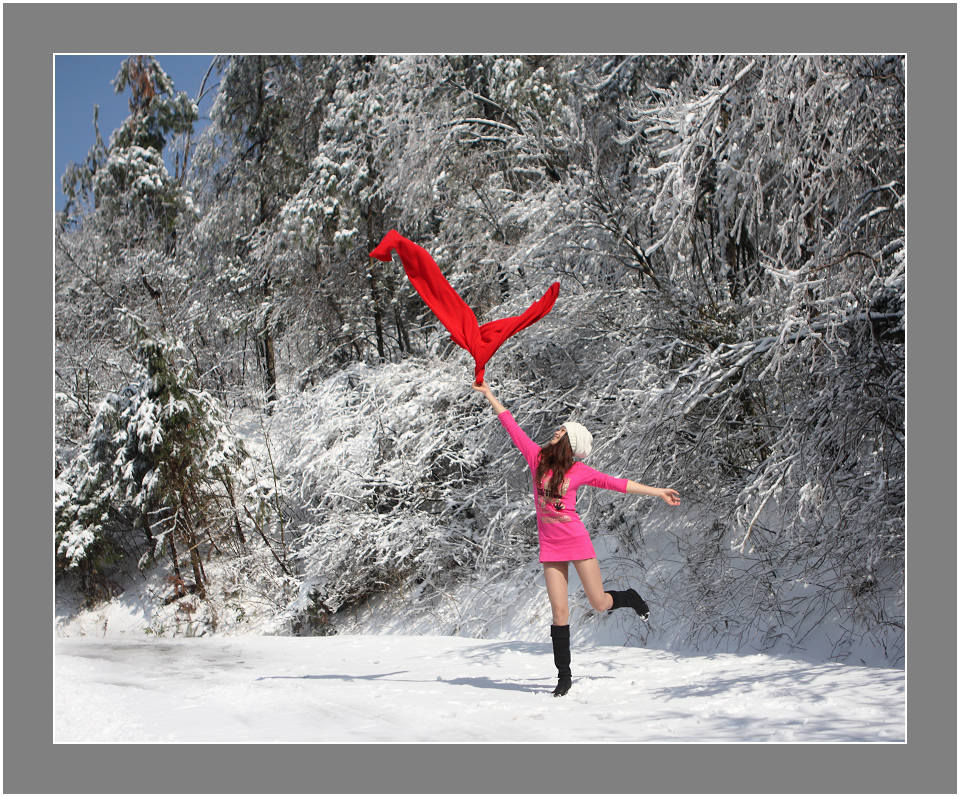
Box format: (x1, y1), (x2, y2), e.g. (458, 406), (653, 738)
(497, 410), (628, 562)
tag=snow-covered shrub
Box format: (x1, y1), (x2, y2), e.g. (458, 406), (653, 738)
(265, 358), (541, 631)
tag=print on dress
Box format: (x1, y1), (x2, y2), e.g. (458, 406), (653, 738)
(536, 473), (573, 524)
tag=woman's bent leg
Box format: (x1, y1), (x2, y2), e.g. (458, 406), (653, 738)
(572, 558), (614, 612)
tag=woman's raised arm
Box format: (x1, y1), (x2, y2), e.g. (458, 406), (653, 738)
(472, 380), (507, 415)
(473, 380), (540, 469)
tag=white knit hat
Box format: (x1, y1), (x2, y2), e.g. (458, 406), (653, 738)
(562, 420), (593, 459)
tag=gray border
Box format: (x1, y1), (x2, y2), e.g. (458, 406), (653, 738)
(6, 3), (955, 794)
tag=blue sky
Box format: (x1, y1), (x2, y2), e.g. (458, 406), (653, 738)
(54, 54), (218, 212)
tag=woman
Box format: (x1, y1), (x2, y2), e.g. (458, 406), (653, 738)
(473, 380), (681, 697)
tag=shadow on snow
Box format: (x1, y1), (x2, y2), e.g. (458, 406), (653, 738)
(256, 670), (615, 694)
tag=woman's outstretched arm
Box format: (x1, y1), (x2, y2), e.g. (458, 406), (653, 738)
(625, 480), (681, 505)
(579, 466), (681, 506)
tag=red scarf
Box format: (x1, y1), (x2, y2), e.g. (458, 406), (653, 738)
(370, 230), (559, 384)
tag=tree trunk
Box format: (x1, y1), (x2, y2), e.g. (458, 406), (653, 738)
(394, 304), (409, 354)
(225, 477), (247, 547)
(496, 261), (509, 302)
(368, 263), (386, 362)
(261, 272), (279, 412)
(189, 545), (207, 599)
(183, 523), (207, 599)
(252, 58), (279, 413)
(168, 532), (183, 585)
(263, 323), (278, 408)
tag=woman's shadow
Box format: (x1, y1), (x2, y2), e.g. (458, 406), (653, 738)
(256, 671), (611, 694)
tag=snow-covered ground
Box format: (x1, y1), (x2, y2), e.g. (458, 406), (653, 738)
(55, 634), (904, 743)
(55, 512), (904, 744)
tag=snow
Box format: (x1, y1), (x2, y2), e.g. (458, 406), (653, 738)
(55, 634), (904, 743)
(55, 543), (904, 743)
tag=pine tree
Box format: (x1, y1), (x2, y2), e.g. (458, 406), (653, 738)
(56, 312), (248, 601)
(56, 56), (203, 454)
(61, 55), (198, 252)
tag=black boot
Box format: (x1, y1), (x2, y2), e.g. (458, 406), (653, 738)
(607, 588), (650, 620)
(550, 624), (572, 697)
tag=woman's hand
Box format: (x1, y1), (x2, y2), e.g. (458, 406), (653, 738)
(658, 488), (681, 506)
(473, 380), (507, 414)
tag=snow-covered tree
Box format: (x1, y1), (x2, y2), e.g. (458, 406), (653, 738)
(56, 56), (203, 463)
(187, 55), (325, 408)
(270, 55), (408, 377)
(568, 55), (905, 658)
(61, 55), (198, 251)
(56, 313), (249, 600)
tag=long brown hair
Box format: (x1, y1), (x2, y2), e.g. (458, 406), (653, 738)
(536, 435), (574, 497)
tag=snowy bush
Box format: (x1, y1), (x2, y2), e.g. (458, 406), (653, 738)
(266, 360), (530, 630)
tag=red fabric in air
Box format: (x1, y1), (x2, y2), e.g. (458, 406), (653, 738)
(370, 229), (560, 384)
